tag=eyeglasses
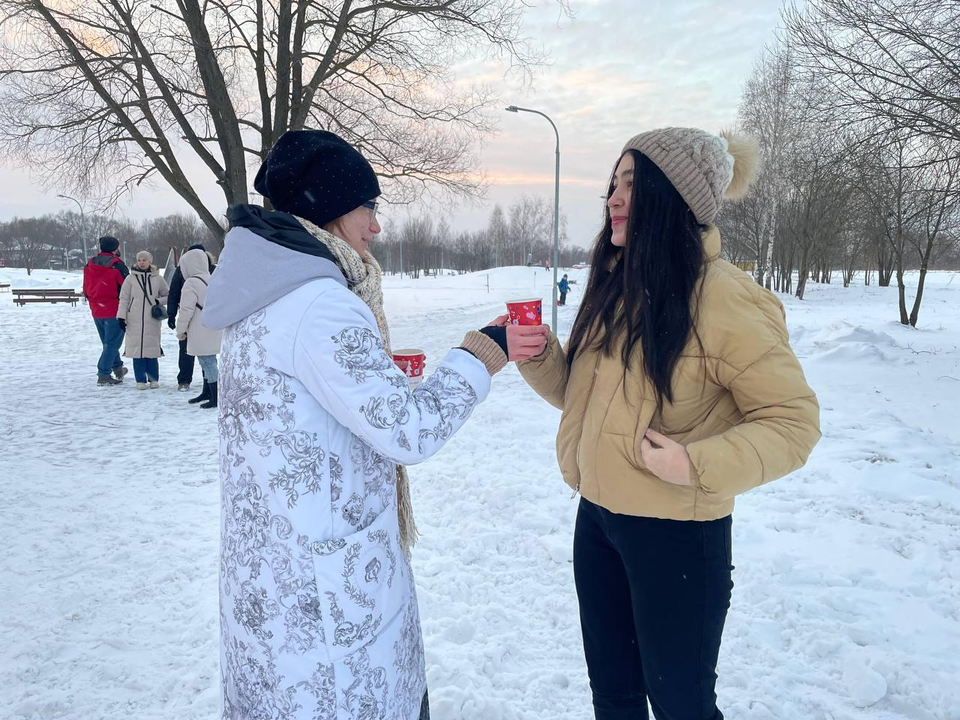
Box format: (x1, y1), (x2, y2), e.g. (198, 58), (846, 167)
(362, 199), (379, 219)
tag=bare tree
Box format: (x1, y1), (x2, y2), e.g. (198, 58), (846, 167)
(784, 0), (960, 154)
(716, 185), (765, 268)
(426, 218), (452, 274)
(141, 214), (212, 260)
(0, 216), (69, 274)
(399, 215), (434, 279)
(781, 144), (854, 300)
(905, 142), (960, 325)
(739, 44), (797, 287)
(856, 133), (928, 320)
(754, 1), (960, 327)
(0, 0), (556, 240)
(508, 195), (551, 266)
(487, 204), (508, 268)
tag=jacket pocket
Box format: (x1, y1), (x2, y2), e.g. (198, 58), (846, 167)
(309, 507), (406, 662)
(627, 399), (658, 471)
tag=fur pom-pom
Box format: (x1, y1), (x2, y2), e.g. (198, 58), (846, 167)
(720, 131), (760, 200)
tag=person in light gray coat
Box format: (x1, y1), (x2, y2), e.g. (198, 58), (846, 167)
(175, 248), (222, 408)
(117, 251), (169, 389)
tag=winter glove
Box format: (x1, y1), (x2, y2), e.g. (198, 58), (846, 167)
(478, 325), (508, 356)
(117, 319), (127, 332)
(177, 333), (187, 341)
(167, 317), (176, 330)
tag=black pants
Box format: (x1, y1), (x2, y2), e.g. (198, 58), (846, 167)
(177, 337), (196, 385)
(559, 291), (567, 306)
(574, 498), (733, 720)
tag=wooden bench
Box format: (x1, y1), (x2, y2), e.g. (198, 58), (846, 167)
(12, 288), (81, 306)
(0, 282), (10, 293)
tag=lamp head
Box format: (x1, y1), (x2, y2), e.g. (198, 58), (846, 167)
(505, 105), (519, 113)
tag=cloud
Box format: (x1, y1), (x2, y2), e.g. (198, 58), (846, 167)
(469, 0), (782, 243)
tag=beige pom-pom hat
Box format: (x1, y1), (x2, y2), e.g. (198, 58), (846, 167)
(621, 128), (760, 225)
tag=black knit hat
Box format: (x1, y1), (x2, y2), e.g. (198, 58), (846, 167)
(254, 130), (381, 228)
(99, 236), (119, 253)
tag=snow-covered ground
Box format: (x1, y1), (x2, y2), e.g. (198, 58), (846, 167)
(1, 265), (959, 720)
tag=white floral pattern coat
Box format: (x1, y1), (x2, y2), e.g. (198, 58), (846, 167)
(208, 223), (491, 720)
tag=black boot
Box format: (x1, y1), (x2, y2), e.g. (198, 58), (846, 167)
(200, 381), (218, 409)
(188, 380), (210, 405)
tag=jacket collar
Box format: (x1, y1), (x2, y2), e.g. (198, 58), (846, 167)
(90, 253), (120, 268)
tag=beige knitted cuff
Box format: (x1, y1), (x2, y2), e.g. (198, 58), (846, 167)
(460, 331), (508, 376)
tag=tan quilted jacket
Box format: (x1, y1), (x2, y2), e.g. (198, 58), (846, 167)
(518, 226), (821, 520)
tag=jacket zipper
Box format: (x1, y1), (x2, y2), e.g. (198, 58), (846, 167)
(572, 357), (601, 498)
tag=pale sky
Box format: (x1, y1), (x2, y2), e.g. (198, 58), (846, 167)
(0, 0), (784, 249)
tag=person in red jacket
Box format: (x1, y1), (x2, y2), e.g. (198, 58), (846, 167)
(83, 236), (130, 385)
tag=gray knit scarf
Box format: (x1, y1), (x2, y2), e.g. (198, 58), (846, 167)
(294, 215), (418, 555)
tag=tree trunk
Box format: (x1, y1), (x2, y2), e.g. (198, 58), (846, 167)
(895, 260), (909, 325)
(755, 234), (768, 286)
(909, 231), (938, 327)
(762, 198), (777, 289)
(796, 248), (810, 300)
(909, 265), (928, 327)
(878, 241), (895, 286)
(842, 258), (854, 287)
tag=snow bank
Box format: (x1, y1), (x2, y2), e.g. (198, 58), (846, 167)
(807, 322), (903, 364)
(0, 267), (82, 290)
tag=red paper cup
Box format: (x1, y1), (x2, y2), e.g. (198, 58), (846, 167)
(393, 349), (426, 384)
(506, 298), (543, 326)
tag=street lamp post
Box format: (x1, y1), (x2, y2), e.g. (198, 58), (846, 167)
(57, 194), (87, 267)
(506, 105), (561, 334)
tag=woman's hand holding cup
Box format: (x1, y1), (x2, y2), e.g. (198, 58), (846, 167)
(485, 313), (549, 361)
(507, 324), (549, 361)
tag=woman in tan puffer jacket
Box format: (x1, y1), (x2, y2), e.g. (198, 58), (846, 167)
(117, 251), (169, 389)
(517, 128), (820, 720)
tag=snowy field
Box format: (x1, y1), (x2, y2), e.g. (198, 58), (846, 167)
(1, 264), (959, 720)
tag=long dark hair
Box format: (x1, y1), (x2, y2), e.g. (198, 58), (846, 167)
(566, 150), (706, 409)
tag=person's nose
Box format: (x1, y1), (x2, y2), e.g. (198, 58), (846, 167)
(607, 190), (623, 211)
(370, 217), (381, 235)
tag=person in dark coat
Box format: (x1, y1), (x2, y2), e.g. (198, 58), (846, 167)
(83, 236), (130, 385)
(167, 243), (215, 390)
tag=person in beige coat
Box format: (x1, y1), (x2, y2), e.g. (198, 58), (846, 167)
(175, 248), (222, 409)
(516, 128), (821, 720)
(117, 251), (169, 389)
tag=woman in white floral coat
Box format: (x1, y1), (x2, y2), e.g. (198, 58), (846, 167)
(203, 130), (548, 720)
